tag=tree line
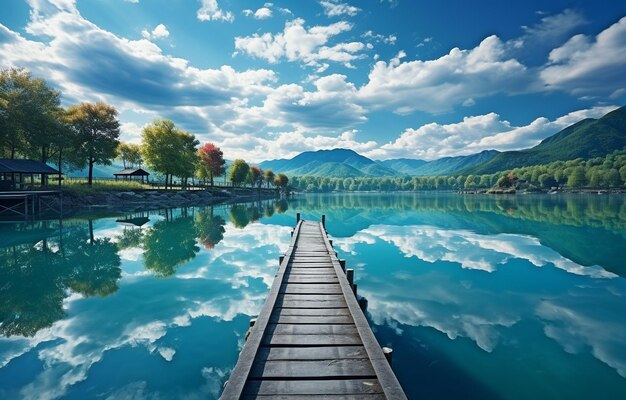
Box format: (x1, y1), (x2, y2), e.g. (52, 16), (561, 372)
(290, 148), (626, 192)
(0, 68), (289, 189)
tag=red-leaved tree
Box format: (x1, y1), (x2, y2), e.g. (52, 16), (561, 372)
(198, 143), (225, 186)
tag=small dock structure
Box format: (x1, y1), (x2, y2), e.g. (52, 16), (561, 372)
(221, 215), (407, 399)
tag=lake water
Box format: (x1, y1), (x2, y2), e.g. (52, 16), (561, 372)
(1, 193), (625, 399)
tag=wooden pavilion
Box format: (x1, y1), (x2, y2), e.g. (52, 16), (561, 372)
(0, 159), (62, 190)
(113, 168), (150, 183)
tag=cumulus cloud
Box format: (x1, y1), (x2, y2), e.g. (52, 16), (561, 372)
(367, 106), (617, 160)
(197, 0), (234, 23)
(243, 3), (273, 20)
(541, 16), (626, 97)
(358, 36), (534, 114)
(141, 23), (169, 40)
(0, 4), (275, 110)
(234, 18), (366, 68)
(320, 0), (360, 17)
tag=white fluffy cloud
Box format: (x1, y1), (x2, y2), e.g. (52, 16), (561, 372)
(141, 23), (169, 40)
(358, 36), (534, 114)
(197, 0), (234, 23)
(367, 106), (617, 160)
(234, 18), (366, 68)
(541, 16), (626, 97)
(320, 0), (360, 17)
(243, 3), (274, 20)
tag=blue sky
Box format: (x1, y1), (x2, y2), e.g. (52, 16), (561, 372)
(1, 0), (625, 162)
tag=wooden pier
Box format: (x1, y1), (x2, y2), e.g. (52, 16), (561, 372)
(220, 216), (407, 399)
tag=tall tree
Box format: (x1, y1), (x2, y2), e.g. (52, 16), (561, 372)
(0, 68), (63, 160)
(248, 166), (264, 189)
(66, 102), (120, 185)
(198, 142), (225, 186)
(274, 173), (289, 190)
(229, 159), (249, 187)
(141, 119), (198, 189)
(264, 169), (275, 188)
(117, 143), (143, 169)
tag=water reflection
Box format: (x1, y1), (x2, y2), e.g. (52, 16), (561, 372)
(334, 220), (626, 399)
(1, 194), (625, 400)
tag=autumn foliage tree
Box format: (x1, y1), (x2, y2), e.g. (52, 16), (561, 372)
(197, 143), (225, 186)
(264, 169), (275, 188)
(248, 166), (264, 189)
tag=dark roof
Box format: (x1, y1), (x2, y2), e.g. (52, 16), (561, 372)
(113, 168), (150, 176)
(0, 159), (61, 174)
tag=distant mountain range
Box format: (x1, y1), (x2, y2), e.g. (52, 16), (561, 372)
(463, 105), (626, 174)
(259, 149), (397, 177)
(260, 106), (626, 177)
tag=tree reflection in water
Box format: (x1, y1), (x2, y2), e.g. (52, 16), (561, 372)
(0, 222), (121, 337)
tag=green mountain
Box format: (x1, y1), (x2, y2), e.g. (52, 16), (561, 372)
(380, 150), (499, 176)
(466, 106), (626, 174)
(259, 149), (398, 177)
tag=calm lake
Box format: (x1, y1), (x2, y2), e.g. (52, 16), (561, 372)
(1, 193), (625, 399)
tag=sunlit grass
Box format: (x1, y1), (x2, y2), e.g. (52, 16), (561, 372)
(60, 179), (151, 195)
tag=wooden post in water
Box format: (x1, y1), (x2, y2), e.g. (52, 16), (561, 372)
(352, 283), (357, 296)
(296, 212), (300, 222)
(339, 259), (346, 272)
(321, 214), (326, 229)
(279, 254), (285, 264)
(358, 297), (368, 312)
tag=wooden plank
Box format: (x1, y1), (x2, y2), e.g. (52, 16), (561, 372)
(279, 294), (346, 302)
(274, 308), (351, 317)
(280, 284), (342, 294)
(256, 346), (369, 361)
(262, 334), (362, 346)
(284, 276), (338, 284)
(243, 378), (381, 396)
(269, 315), (354, 324)
(284, 269), (335, 275)
(249, 359), (375, 378)
(289, 263), (334, 268)
(276, 300), (347, 308)
(243, 394), (385, 400)
(267, 323), (357, 336)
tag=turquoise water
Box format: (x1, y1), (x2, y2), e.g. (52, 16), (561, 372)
(1, 194), (625, 399)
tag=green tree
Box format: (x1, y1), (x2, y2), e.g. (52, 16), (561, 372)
(66, 102), (121, 185)
(274, 173), (289, 190)
(567, 166), (586, 188)
(248, 166), (264, 189)
(0, 68), (68, 167)
(264, 169), (275, 188)
(141, 119), (198, 189)
(117, 142), (143, 169)
(229, 159), (249, 186)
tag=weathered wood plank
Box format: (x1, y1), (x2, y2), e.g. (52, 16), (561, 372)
(250, 359), (375, 378)
(273, 308), (351, 317)
(284, 276), (339, 284)
(284, 269), (335, 275)
(243, 396), (386, 400)
(256, 346), (369, 361)
(276, 300), (347, 308)
(262, 334), (362, 346)
(243, 378), (382, 395)
(279, 294), (346, 302)
(269, 315), (354, 324)
(279, 284), (342, 294)
(267, 323), (357, 336)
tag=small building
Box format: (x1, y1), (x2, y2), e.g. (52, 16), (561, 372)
(113, 168), (150, 183)
(0, 159), (62, 191)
